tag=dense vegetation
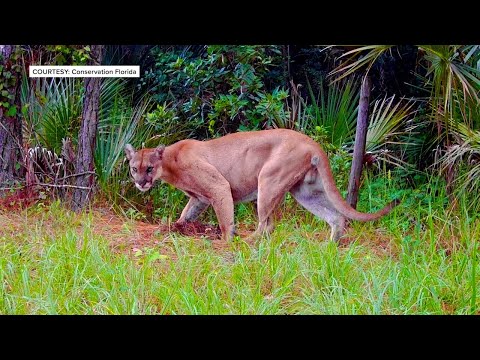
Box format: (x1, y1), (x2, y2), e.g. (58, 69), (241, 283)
(1, 45), (479, 314)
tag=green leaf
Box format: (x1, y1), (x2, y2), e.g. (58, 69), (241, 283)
(21, 104), (29, 116)
(147, 251), (168, 263)
(6, 106), (17, 117)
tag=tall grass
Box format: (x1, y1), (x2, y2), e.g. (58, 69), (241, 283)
(1, 177), (478, 314)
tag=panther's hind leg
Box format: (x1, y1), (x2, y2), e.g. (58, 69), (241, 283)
(290, 182), (346, 241)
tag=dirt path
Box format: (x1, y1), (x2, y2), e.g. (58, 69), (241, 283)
(85, 208), (261, 257)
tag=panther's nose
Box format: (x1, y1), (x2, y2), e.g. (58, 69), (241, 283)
(139, 179), (148, 187)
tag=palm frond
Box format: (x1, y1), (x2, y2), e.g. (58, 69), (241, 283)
(351, 95), (417, 169)
(24, 78), (83, 153)
(419, 45), (480, 144)
(328, 45), (394, 82)
(306, 76), (360, 147)
(95, 93), (153, 188)
(436, 122), (480, 211)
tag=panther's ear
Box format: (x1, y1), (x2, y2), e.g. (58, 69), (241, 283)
(125, 144), (135, 160)
(154, 145), (165, 160)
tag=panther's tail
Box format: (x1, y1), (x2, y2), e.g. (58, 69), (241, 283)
(311, 154), (400, 221)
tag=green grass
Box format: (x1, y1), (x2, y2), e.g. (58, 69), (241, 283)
(1, 190), (479, 314)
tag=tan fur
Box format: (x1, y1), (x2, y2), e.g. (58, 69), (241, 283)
(125, 129), (399, 242)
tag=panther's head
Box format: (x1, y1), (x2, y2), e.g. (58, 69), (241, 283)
(124, 144), (165, 192)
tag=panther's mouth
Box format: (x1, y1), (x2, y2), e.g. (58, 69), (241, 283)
(135, 183), (152, 192)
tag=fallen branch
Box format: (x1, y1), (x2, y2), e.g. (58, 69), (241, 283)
(35, 183), (92, 190)
(0, 186), (24, 191)
(1, 182), (93, 191)
(56, 171), (96, 181)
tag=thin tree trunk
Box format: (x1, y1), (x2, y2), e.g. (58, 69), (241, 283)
(71, 45), (103, 211)
(0, 45), (24, 189)
(346, 75), (371, 209)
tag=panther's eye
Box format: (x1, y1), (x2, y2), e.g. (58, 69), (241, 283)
(132, 167), (137, 173)
(146, 166), (153, 174)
